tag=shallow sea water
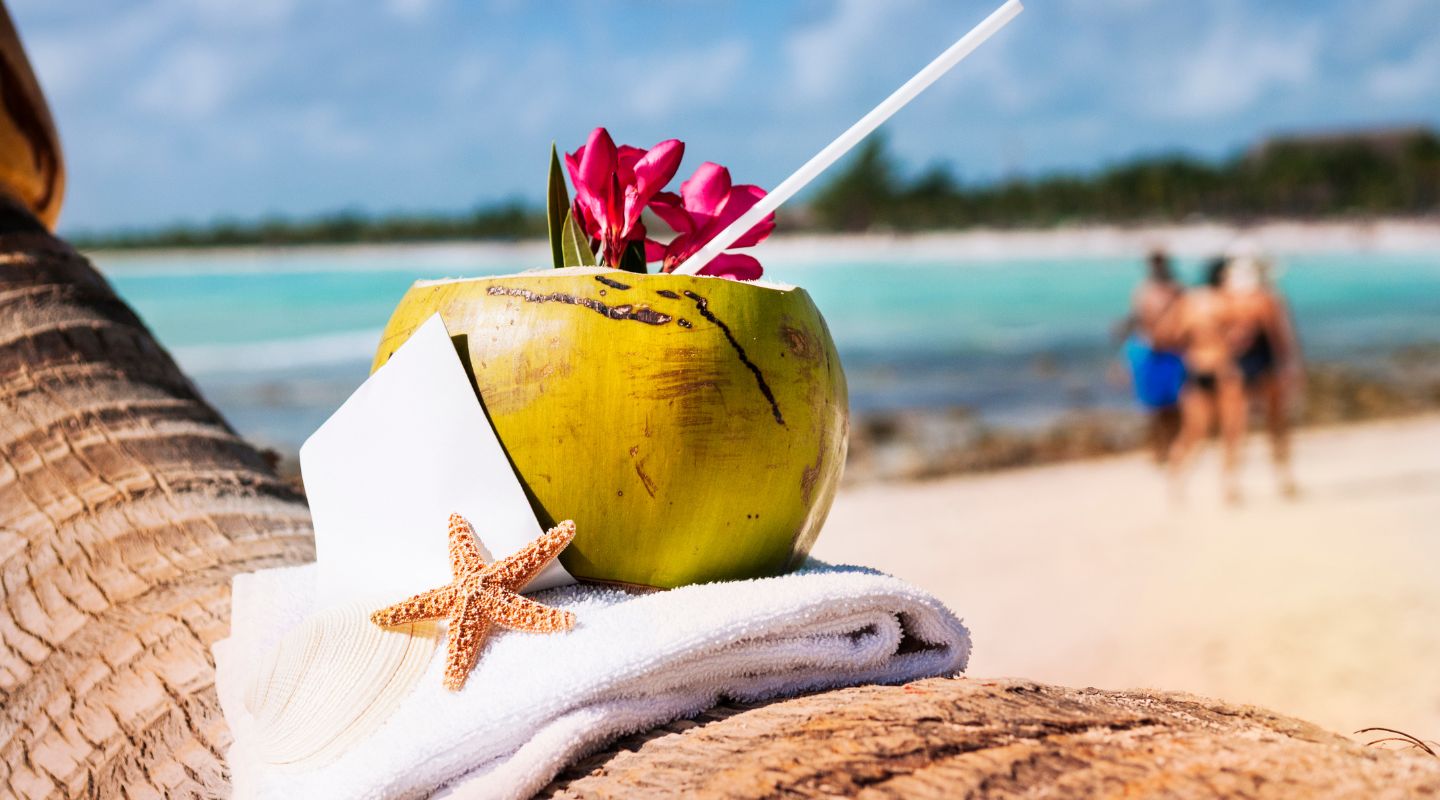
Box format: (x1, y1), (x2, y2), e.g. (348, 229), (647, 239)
(94, 245), (1440, 453)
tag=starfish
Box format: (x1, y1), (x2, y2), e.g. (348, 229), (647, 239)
(370, 513), (576, 691)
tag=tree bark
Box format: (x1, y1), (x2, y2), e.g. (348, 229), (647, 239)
(546, 677), (1440, 799)
(2, 204), (1437, 799)
(0, 199), (314, 798)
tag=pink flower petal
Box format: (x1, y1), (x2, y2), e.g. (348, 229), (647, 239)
(657, 232), (699, 273)
(611, 172), (630, 236)
(697, 184), (772, 248)
(623, 140), (684, 233)
(566, 137), (609, 230)
(577, 128), (617, 202)
(647, 191), (696, 236)
(698, 252), (763, 281)
(632, 140), (684, 201)
(680, 162), (732, 224)
(644, 238), (668, 262)
(719, 185), (776, 248)
(564, 148), (583, 190)
(729, 220), (776, 249)
(622, 187), (644, 236)
(572, 192), (604, 236)
(617, 145), (646, 184)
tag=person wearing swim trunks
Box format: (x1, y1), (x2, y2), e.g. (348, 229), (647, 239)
(1155, 258), (1247, 504)
(1117, 249), (1186, 463)
(1224, 250), (1303, 497)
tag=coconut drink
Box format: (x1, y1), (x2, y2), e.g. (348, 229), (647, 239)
(367, 130), (850, 589)
(373, 267), (847, 589)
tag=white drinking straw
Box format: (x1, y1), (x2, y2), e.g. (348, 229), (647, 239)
(674, 0), (1024, 276)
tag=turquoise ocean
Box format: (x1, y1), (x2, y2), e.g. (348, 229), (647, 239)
(94, 247), (1440, 453)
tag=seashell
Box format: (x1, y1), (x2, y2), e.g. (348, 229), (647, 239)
(244, 601), (441, 769)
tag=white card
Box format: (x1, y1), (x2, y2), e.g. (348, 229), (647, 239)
(300, 314), (574, 609)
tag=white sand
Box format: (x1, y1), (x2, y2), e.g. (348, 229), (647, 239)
(758, 218), (1440, 261)
(812, 414), (1440, 740)
(88, 217), (1440, 269)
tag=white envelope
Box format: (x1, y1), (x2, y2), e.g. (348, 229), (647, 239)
(300, 313), (573, 609)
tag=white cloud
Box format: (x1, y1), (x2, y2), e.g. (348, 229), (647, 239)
(190, 0), (298, 28)
(447, 53), (492, 101)
(784, 0), (919, 103)
(290, 107), (372, 158)
(26, 37), (88, 100)
(445, 44), (572, 136)
(928, 28), (1034, 114)
(23, 4), (183, 103)
(1151, 17), (1321, 118)
(1334, 0), (1434, 54)
(625, 40), (748, 119)
(132, 45), (242, 119)
(385, 0), (436, 22)
(1058, 0), (1158, 9)
(1367, 37), (1440, 101)
(779, 0), (1036, 120)
(21, 0), (293, 109)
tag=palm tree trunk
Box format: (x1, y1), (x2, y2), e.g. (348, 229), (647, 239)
(0, 196), (314, 797)
(544, 677), (1440, 799)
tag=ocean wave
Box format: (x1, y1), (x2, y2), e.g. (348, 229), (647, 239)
(172, 329), (382, 375)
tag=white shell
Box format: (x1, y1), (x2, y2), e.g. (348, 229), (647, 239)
(244, 601), (441, 769)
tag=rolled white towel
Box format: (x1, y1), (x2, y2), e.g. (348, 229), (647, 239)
(215, 561), (970, 800)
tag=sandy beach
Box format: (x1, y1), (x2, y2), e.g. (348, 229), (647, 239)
(813, 413), (1440, 742)
(86, 217), (1440, 269)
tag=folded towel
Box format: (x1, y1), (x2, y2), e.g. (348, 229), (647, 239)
(215, 562), (970, 800)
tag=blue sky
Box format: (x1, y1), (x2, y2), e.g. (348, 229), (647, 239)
(11, 0), (1440, 234)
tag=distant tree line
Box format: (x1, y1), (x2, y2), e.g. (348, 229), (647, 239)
(71, 127), (1440, 249)
(71, 202), (546, 250)
(810, 127), (1440, 231)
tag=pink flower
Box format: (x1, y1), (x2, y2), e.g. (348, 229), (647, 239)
(646, 162), (775, 280)
(565, 128), (684, 268)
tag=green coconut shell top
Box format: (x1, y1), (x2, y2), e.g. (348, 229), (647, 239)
(373, 267), (849, 589)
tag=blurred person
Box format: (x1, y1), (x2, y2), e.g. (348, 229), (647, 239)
(1156, 258), (1246, 504)
(1224, 252), (1303, 497)
(1116, 249), (1186, 462)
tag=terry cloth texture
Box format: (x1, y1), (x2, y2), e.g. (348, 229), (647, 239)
(215, 561), (971, 800)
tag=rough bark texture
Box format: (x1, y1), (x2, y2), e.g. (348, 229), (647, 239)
(547, 677), (1440, 799)
(0, 200), (315, 798)
(2, 206), (1438, 799)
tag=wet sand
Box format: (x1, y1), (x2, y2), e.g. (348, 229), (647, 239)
(813, 414), (1440, 740)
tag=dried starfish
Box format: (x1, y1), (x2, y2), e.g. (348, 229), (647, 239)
(371, 513), (576, 691)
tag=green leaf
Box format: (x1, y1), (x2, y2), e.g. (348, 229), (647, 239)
(559, 209), (596, 267)
(617, 239), (647, 274)
(546, 143), (570, 269)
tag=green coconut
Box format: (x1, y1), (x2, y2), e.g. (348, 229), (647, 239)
(372, 267), (849, 589)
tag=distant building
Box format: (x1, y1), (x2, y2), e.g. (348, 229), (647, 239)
(1246, 125), (1436, 161)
